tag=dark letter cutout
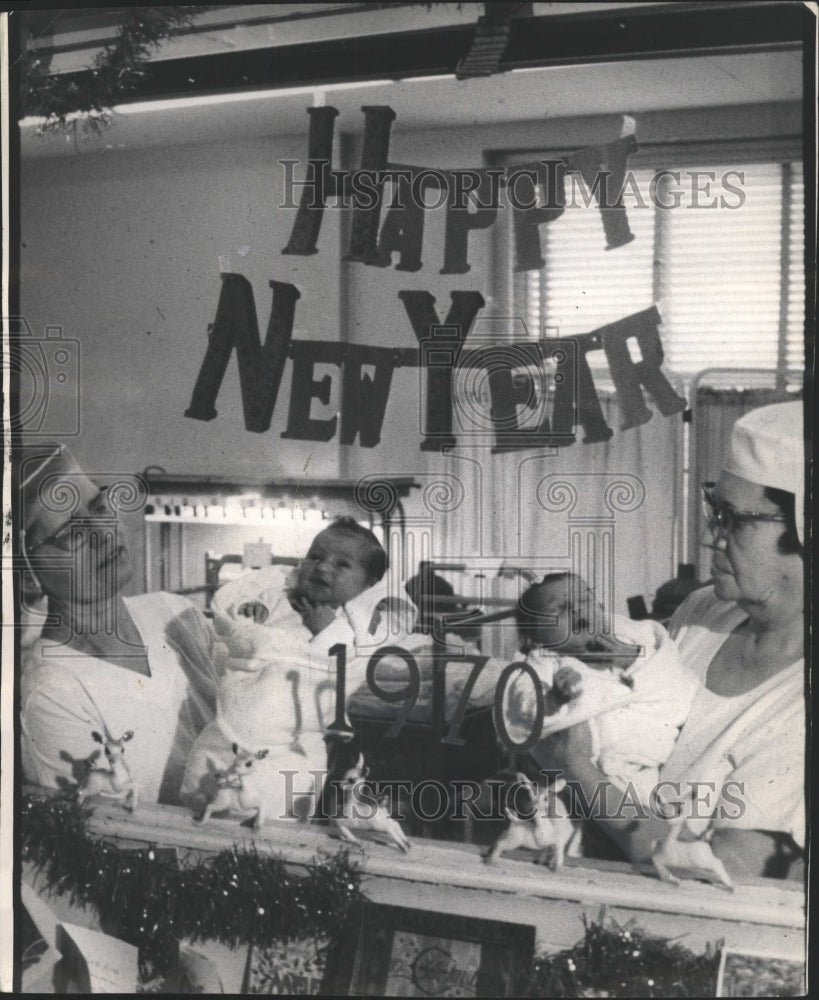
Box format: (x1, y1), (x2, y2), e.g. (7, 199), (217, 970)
(462, 338), (578, 451)
(441, 169), (499, 275)
(281, 342), (340, 442)
(400, 290), (486, 450)
(340, 345), (401, 447)
(370, 169), (433, 273)
(282, 106), (396, 260)
(567, 135), (637, 251)
(282, 107), (340, 256)
(185, 274), (299, 433)
(553, 330), (614, 444)
(345, 106), (397, 263)
(601, 306), (686, 430)
(512, 160), (566, 273)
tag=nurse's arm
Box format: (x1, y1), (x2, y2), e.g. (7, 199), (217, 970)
(535, 723), (669, 862)
(709, 827), (804, 881)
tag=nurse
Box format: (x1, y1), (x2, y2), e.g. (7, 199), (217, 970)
(19, 442), (221, 804)
(541, 401), (806, 880)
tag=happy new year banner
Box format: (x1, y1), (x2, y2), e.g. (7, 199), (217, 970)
(185, 107), (684, 451)
(278, 106), (637, 269)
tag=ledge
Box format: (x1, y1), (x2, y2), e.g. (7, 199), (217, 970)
(86, 800), (804, 932)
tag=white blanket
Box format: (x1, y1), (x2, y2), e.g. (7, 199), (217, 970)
(181, 566), (416, 818)
(500, 615), (699, 800)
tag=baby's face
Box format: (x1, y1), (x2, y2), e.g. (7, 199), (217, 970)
(522, 576), (605, 659)
(295, 528), (373, 607)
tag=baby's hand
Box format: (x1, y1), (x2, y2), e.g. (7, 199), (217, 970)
(552, 665), (584, 703)
(236, 600), (270, 624)
(289, 592), (337, 636)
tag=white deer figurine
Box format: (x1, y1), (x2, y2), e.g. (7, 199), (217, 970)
(651, 820), (734, 890)
(194, 744), (270, 830)
(335, 753), (411, 853)
(484, 773), (577, 869)
(77, 730), (137, 811)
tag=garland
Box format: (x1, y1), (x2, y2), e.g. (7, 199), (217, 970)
(527, 914), (721, 998)
(22, 4), (457, 137)
(20, 7), (203, 137)
(19, 795), (362, 981)
(21, 797), (722, 995)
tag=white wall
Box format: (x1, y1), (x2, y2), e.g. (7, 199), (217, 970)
(18, 101), (801, 599)
(19, 134), (343, 480)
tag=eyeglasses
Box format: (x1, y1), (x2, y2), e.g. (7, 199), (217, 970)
(25, 486), (117, 555)
(701, 482), (788, 535)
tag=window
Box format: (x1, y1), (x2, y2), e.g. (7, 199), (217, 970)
(512, 152), (805, 391)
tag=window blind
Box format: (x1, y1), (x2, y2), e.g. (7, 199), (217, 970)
(514, 159), (805, 390)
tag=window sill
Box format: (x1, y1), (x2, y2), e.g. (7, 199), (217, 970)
(82, 799), (803, 955)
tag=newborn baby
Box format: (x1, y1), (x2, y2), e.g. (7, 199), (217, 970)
(181, 518), (415, 820)
(500, 572), (699, 802)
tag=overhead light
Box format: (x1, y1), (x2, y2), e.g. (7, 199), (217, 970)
(19, 77), (394, 127)
(18, 73), (466, 127)
(112, 79), (394, 115)
(398, 74), (456, 84)
(510, 60), (617, 74)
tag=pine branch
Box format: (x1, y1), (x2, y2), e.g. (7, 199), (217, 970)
(21, 7), (204, 137)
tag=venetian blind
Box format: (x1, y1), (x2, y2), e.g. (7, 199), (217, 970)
(514, 159), (805, 390)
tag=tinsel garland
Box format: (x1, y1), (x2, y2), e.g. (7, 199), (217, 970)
(20, 797), (723, 996)
(19, 795), (362, 979)
(20, 7), (203, 136)
(526, 913), (721, 998)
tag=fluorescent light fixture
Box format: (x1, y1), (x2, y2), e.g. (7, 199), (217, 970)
(398, 74), (456, 84)
(18, 73), (465, 127)
(511, 64), (583, 74)
(112, 78), (394, 115)
(19, 77), (394, 126)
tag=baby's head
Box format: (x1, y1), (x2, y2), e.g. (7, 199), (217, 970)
(295, 517), (387, 607)
(517, 572), (607, 660)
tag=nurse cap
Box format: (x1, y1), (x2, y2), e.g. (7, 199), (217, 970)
(18, 441), (79, 529)
(723, 401), (805, 544)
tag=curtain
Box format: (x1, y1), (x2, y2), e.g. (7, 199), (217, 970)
(421, 396), (681, 659)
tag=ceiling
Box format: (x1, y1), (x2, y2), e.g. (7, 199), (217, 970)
(18, 4), (674, 73)
(20, 46), (802, 160)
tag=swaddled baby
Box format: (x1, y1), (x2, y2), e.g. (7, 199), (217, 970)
(500, 572), (699, 802)
(181, 518), (415, 819)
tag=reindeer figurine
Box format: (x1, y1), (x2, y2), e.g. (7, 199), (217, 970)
(651, 814), (734, 891)
(484, 773), (577, 869)
(194, 744), (270, 830)
(334, 752), (411, 853)
(77, 730), (137, 811)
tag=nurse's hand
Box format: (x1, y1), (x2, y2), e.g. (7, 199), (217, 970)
(534, 722), (660, 861)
